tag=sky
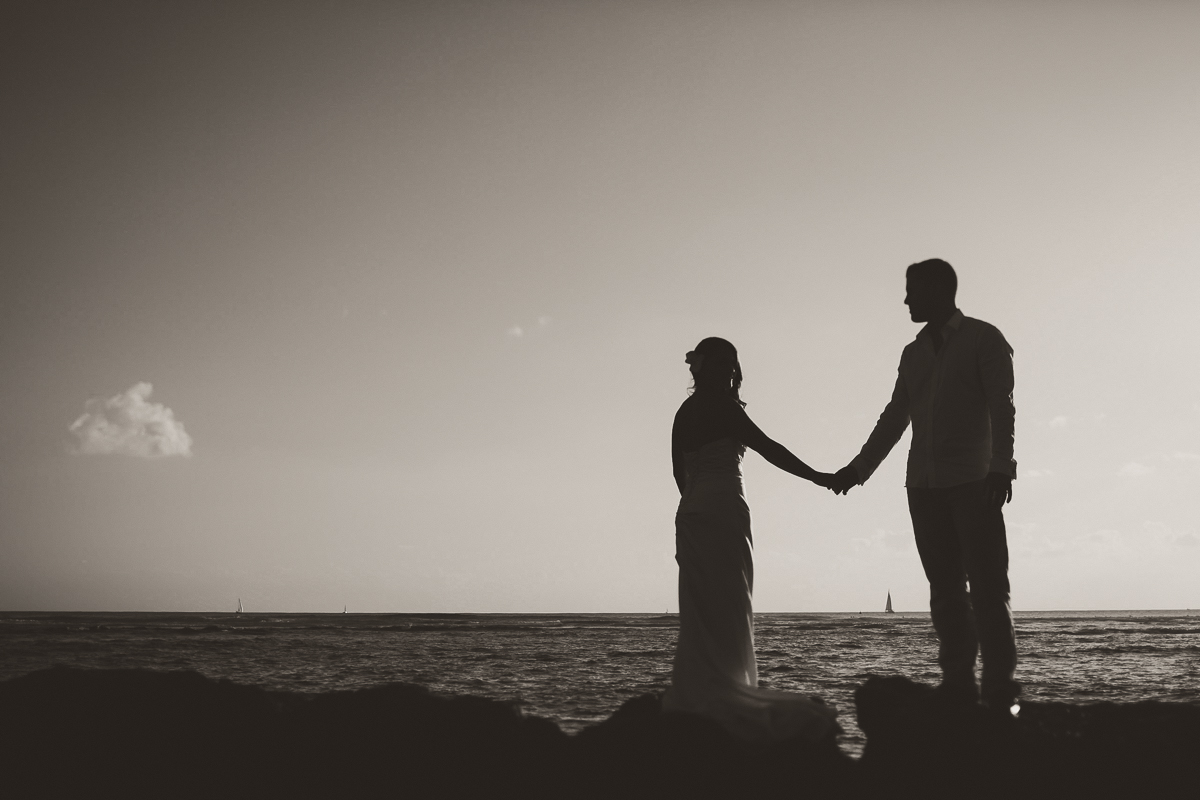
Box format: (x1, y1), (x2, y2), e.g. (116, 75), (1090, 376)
(2, 1), (1198, 613)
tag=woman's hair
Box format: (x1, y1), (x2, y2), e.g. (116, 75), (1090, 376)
(686, 336), (746, 407)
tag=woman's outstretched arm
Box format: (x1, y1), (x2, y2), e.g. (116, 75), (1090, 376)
(727, 403), (826, 484)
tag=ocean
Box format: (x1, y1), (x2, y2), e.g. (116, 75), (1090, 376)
(3, 610), (1199, 756)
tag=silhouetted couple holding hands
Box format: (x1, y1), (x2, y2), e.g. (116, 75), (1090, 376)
(664, 259), (1019, 743)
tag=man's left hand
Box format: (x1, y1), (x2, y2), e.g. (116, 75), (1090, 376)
(985, 472), (1013, 510)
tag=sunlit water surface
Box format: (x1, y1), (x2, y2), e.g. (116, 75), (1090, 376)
(4, 611), (1200, 757)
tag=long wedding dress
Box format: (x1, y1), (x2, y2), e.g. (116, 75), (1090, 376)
(662, 437), (838, 742)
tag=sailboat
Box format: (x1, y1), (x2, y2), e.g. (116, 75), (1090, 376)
(236, 598), (243, 616)
(885, 591), (894, 613)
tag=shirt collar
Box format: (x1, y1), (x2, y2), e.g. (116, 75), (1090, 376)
(920, 309), (963, 344)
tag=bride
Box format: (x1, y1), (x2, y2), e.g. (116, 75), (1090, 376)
(664, 336), (839, 742)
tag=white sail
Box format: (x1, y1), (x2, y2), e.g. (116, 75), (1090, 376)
(885, 592), (894, 613)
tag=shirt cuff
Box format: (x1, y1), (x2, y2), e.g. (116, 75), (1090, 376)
(849, 456), (873, 484)
(989, 457), (1017, 479)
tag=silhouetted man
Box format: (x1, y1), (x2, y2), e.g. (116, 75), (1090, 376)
(831, 259), (1019, 715)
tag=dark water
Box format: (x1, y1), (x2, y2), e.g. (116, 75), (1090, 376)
(3, 610), (1199, 756)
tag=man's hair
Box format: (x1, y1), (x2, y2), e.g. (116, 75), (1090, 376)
(906, 258), (957, 296)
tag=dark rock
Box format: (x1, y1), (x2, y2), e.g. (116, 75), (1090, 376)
(5, 668), (1199, 800)
(855, 674), (1200, 800)
(575, 693), (857, 800)
(0, 667), (570, 800)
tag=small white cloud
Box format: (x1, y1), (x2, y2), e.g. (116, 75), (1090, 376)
(1172, 452), (1200, 462)
(1048, 415), (1070, 428)
(69, 383), (193, 458)
(1076, 529), (1122, 549)
(508, 317), (551, 338)
(1024, 469), (1054, 478)
(851, 528), (912, 555)
(1118, 462), (1153, 477)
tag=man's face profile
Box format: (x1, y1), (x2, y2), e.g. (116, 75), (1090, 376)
(904, 273), (953, 324)
(904, 277), (934, 323)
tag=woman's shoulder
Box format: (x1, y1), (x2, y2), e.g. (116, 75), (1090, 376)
(679, 393), (744, 431)
(689, 390), (742, 408)
(678, 391), (742, 414)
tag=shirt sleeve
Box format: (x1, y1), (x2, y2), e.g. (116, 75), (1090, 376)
(980, 327), (1017, 478)
(850, 367), (911, 483)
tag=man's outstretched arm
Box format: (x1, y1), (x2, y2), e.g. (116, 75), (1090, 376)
(833, 371), (911, 494)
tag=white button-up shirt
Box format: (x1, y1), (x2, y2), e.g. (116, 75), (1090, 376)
(851, 310), (1016, 488)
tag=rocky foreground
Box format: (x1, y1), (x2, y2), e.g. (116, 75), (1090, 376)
(2, 668), (1199, 799)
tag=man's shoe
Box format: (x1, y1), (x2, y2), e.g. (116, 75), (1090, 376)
(982, 694), (1020, 720)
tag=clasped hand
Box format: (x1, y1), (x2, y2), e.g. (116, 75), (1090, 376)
(811, 465), (858, 496)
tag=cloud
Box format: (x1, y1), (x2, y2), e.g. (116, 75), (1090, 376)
(1048, 415), (1070, 428)
(1013, 521), (1200, 564)
(1118, 461), (1153, 477)
(1023, 468), (1054, 478)
(69, 383), (193, 458)
(507, 315), (552, 339)
(850, 528), (912, 556)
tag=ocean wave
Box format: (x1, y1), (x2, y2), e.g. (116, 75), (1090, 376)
(1084, 644), (1200, 655)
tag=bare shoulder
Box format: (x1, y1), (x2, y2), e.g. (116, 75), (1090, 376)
(673, 395), (697, 428)
(698, 391), (744, 415)
(681, 392), (744, 429)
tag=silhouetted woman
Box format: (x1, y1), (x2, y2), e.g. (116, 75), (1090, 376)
(664, 337), (839, 741)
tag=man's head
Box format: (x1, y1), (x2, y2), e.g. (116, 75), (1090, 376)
(905, 259), (957, 323)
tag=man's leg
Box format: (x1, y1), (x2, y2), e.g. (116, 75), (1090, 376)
(908, 486), (979, 697)
(948, 479), (1019, 706)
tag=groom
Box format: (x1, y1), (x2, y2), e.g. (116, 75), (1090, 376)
(831, 259), (1020, 716)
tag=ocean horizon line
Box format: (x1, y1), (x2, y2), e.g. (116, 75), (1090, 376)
(3, 608), (1198, 616)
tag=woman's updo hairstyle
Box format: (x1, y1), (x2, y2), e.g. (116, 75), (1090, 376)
(685, 336), (746, 408)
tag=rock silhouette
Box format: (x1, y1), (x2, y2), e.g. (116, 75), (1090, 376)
(2, 668), (1198, 799)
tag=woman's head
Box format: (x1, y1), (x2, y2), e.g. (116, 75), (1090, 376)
(685, 337), (745, 406)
